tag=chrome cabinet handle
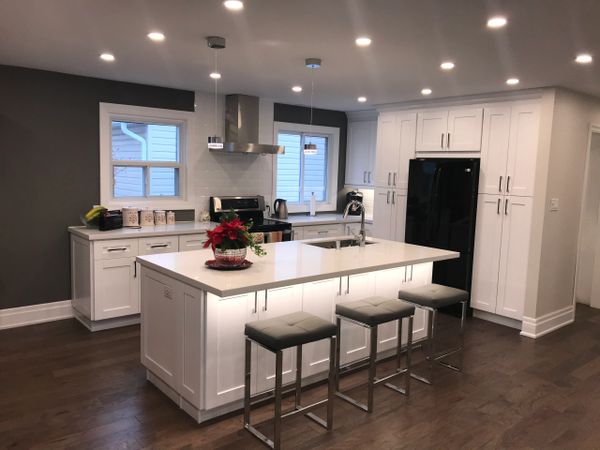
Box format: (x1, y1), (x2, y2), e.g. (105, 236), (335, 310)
(392, 191), (396, 205)
(338, 278), (343, 296)
(133, 262), (137, 278)
(499, 176), (503, 192)
(403, 266), (407, 283)
(447, 133), (451, 148)
(388, 172), (391, 186)
(497, 198), (501, 215)
(346, 276), (350, 295)
(386, 191), (390, 204)
(393, 172), (397, 186)
(253, 292), (258, 313)
(505, 198), (509, 215)
(410, 265), (414, 281)
(440, 133), (444, 148)
(107, 247), (127, 252)
(262, 291), (268, 311)
(506, 176), (511, 193)
(368, 172), (372, 183)
(150, 243), (169, 249)
(363, 171), (367, 183)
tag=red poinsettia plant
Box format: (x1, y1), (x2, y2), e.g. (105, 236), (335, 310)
(203, 210), (266, 256)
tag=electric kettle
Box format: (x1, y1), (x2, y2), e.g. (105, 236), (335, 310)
(273, 198), (289, 219)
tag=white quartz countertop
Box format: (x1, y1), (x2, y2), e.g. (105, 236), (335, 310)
(136, 237), (459, 297)
(68, 222), (217, 241)
(279, 214), (370, 226)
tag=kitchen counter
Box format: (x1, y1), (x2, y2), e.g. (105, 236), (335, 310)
(68, 222), (216, 240)
(137, 237), (458, 297)
(280, 213), (371, 226)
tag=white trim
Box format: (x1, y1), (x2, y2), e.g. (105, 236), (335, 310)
(519, 305), (575, 339)
(473, 310), (522, 330)
(99, 102), (195, 210)
(272, 121), (340, 213)
(0, 300), (73, 330)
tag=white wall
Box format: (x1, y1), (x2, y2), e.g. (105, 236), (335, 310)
(189, 91), (276, 216)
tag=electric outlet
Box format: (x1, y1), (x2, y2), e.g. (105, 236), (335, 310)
(164, 287), (173, 299)
(550, 198), (559, 212)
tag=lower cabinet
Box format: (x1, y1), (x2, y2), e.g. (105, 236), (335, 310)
(94, 257), (139, 320)
(373, 188), (407, 241)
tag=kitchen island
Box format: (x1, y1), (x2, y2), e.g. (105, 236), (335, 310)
(136, 238), (458, 423)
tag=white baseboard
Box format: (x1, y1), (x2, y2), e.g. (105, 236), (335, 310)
(0, 300), (73, 330)
(520, 305), (575, 339)
(473, 310), (522, 330)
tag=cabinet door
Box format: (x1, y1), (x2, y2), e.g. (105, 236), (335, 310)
(471, 195), (504, 313)
(302, 278), (338, 377)
(372, 188), (392, 239)
(416, 111), (448, 152)
(447, 108), (483, 151)
(345, 121), (376, 186)
(205, 292), (256, 409)
(496, 196), (533, 320)
(374, 113), (399, 187)
(505, 104), (540, 197)
(292, 226), (304, 240)
(255, 285), (303, 393)
(337, 273), (375, 365)
(480, 106), (511, 195)
(392, 191), (408, 242)
(94, 257), (138, 320)
(393, 114), (417, 191)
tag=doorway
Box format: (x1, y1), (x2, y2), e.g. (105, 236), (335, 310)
(575, 128), (600, 308)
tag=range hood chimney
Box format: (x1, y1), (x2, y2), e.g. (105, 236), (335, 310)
(209, 94), (284, 154)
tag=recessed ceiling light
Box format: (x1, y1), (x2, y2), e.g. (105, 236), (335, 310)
(223, 0), (243, 10)
(210, 72), (221, 79)
(357, 96), (367, 103)
(440, 61), (455, 70)
(355, 37), (372, 47)
(487, 16), (507, 28)
(100, 53), (115, 62)
(506, 78), (519, 85)
(147, 31), (165, 42)
(292, 86), (302, 93)
(575, 53), (593, 64)
(421, 88), (432, 96)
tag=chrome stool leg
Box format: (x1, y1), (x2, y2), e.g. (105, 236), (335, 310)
(367, 325), (378, 413)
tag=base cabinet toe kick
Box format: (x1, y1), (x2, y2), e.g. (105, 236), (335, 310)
(139, 262), (436, 423)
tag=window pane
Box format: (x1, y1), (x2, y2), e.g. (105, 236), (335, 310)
(276, 133), (302, 203)
(111, 121), (179, 162)
(303, 135), (328, 202)
(149, 167), (179, 197)
(113, 166), (144, 198)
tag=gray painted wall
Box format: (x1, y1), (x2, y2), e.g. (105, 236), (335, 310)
(0, 65), (194, 309)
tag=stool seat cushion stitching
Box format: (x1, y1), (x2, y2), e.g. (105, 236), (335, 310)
(245, 311), (336, 351)
(398, 283), (469, 308)
(335, 297), (415, 326)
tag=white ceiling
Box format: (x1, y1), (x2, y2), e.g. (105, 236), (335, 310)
(1, 0), (599, 111)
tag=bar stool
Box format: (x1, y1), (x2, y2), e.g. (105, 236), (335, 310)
(335, 297), (415, 413)
(398, 283), (468, 385)
(244, 311), (337, 450)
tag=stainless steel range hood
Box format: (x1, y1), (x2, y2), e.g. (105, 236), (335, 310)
(209, 94), (284, 154)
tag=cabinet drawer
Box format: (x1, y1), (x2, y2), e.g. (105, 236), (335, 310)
(179, 233), (207, 252)
(302, 224), (345, 239)
(94, 239), (139, 260)
(138, 235), (179, 255)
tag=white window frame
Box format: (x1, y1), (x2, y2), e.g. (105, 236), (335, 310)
(272, 121), (340, 213)
(99, 102), (195, 210)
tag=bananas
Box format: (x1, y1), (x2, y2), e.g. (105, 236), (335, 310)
(84, 205), (107, 222)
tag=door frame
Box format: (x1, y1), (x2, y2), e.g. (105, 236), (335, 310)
(573, 124), (600, 309)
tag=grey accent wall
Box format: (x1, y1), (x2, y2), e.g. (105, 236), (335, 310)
(0, 65), (194, 309)
(273, 103), (348, 211)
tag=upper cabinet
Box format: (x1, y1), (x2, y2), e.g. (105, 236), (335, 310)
(373, 112), (416, 190)
(416, 107), (483, 152)
(345, 120), (377, 187)
(479, 103), (540, 197)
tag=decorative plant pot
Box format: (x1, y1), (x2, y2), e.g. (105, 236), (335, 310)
(214, 247), (247, 266)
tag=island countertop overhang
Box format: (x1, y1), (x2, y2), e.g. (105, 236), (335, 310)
(136, 238), (459, 298)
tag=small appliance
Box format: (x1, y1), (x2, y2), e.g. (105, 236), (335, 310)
(98, 210), (123, 231)
(345, 190), (364, 215)
(210, 195), (292, 242)
(273, 198), (289, 220)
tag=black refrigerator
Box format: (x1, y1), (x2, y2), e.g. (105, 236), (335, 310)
(405, 158), (480, 310)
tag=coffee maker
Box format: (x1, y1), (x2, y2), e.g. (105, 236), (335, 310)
(345, 190), (363, 215)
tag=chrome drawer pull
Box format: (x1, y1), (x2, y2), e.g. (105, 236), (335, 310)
(150, 243), (169, 248)
(107, 247), (127, 252)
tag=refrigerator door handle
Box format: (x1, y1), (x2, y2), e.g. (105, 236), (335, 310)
(505, 198), (509, 215)
(499, 175), (503, 192)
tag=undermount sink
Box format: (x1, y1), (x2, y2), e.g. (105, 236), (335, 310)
(305, 239), (377, 249)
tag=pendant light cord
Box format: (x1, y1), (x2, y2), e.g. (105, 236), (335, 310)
(214, 50), (218, 136)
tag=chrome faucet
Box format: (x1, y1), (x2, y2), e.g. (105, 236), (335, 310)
(343, 200), (367, 247)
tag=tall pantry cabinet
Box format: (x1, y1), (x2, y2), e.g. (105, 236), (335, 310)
(470, 102), (540, 320)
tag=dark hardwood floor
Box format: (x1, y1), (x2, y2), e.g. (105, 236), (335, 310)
(1, 306), (600, 449)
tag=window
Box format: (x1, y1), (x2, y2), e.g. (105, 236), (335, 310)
(100, 103), (193, 208)
(273, 122), (340, 213)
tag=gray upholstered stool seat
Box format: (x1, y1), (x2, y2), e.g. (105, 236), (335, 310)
(398, 283), (468, 308)
(335, 297), (415, 326)
(245, 311), (336, 352)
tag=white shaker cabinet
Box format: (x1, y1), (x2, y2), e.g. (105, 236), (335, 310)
(416, 108), (483, 152)
(345, 120), (377, 187)
(416, 110), (448, 152)
(372, 188), (407, 242)
(479, 106), (512, 195)
(94, 257), (139, 320)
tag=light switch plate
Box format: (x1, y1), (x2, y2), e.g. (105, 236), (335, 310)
(550, 198), (559, 211)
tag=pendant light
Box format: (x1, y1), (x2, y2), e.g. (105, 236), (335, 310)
(207, 36), (226, 150)
(304, 58), (321, 155)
